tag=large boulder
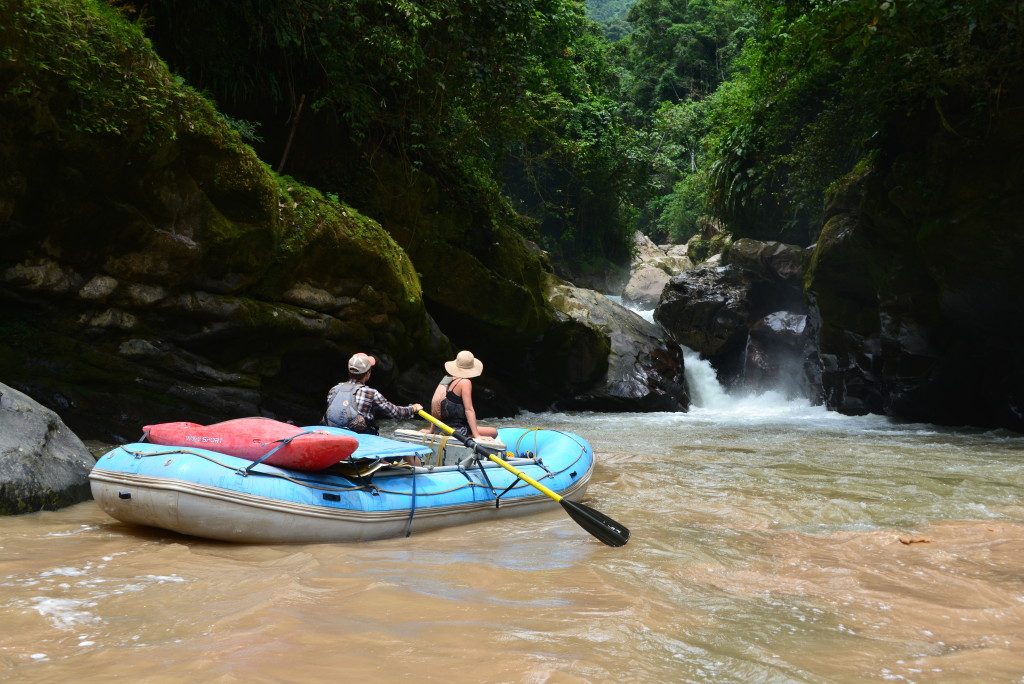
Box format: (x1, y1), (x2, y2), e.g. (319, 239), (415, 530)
(633, 231), (667, 263)
(727, 238), (807, 287)
(622, 233), (694, 309)
(623, 263), (675, 310)
(655, 266), (778, 386)
(743, 311), (820, 399)
(543, 279), (689, 411)
(655, 247), (809, 389)
(0, 383), (94, 515)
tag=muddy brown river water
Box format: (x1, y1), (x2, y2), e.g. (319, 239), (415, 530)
(2, 361), (1023, 682)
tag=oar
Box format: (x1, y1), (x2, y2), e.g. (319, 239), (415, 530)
(417, 410), (630, 547)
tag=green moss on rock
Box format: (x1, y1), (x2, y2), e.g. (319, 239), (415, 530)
(0, 0), (437, 438)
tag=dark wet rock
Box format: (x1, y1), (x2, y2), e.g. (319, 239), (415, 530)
(543, 280), (689, 412)
(727, 239), (807, 286)
(807, 105), (1024, 431)
(0, 383), (94, 515)
(743, 311), (821, 399)
(656, 266), (772, 357)
(655, 264), (805, 387)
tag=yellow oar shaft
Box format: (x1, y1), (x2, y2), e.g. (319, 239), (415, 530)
(417, 410), (563, 502)
(484, 448), (563, 501)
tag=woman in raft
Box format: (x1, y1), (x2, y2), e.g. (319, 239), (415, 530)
(427, 350), (498, 440)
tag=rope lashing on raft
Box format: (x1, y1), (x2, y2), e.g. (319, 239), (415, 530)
(433, 433), (453, 467)
(506, 427), (589, 475)
(114, 432), (587, 499)
(118, 446), (373, 493)
(242, 430), (325, 474)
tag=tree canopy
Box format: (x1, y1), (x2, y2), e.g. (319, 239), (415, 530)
(701, 0), (1024, 244)
(134, 0), (649, 275)
(111, 0), (1024, 266)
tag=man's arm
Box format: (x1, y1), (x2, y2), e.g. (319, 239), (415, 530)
(368, 388), (422, 419)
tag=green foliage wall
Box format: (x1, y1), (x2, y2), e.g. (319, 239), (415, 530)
(586, 0), (639, 40)
(604, 0), (1023, 251)
(619, 0), (751, 109)
(136, 0), (646, 277)
(587, 0), (639, 24)
(702, 0), (1024, 245)
(608, 0), (753, 244)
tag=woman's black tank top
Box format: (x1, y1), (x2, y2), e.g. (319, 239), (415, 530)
(439, 378), (468, 429)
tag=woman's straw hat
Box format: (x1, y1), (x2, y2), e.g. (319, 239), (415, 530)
(445, 350), (483, 378)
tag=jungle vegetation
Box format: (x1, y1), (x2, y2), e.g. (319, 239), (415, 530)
(585, 0), (639, 41)
(70, 1), (1024, 269)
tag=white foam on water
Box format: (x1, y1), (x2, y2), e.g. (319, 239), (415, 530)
(606, 295), (655, 323)
(45, 525), (100, 538)
(40, 566), (90, 578)
(6, 557), (188, 636)
(607, 299), (902, 435)
(29, 597), (101, 630)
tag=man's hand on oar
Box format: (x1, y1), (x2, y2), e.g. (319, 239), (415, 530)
(417, 411), (629, 547)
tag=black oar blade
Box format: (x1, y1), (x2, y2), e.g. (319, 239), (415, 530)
(561, 499), (630, 547)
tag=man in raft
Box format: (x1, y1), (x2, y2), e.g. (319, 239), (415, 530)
(325, 353), (423, 437)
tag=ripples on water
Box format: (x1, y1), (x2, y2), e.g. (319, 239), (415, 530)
(2, 342), (1023, 682)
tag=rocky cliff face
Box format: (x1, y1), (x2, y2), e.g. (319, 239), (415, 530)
(0, 2), (447, 440)
(0, 1), (688, 440)
(621, 232), (693, 310)
(654, 238), (815, 394)
(806, 102), (1024, 431)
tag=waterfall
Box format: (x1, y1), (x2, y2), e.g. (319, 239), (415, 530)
(681, 346), (731, 409)
(608, 295), (805, 411)
(607, 295), (731, 409)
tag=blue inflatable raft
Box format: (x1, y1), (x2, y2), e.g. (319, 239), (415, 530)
(89, 427), (594, 543)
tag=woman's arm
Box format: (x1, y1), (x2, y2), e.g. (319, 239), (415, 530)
(457, 379), (498, 440)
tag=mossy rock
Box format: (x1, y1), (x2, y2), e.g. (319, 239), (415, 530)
(358, 153), (558, 377)
(0, 0), (435, 438)
(805, 213), (883, 337)
(808, 95), (1024, 431)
